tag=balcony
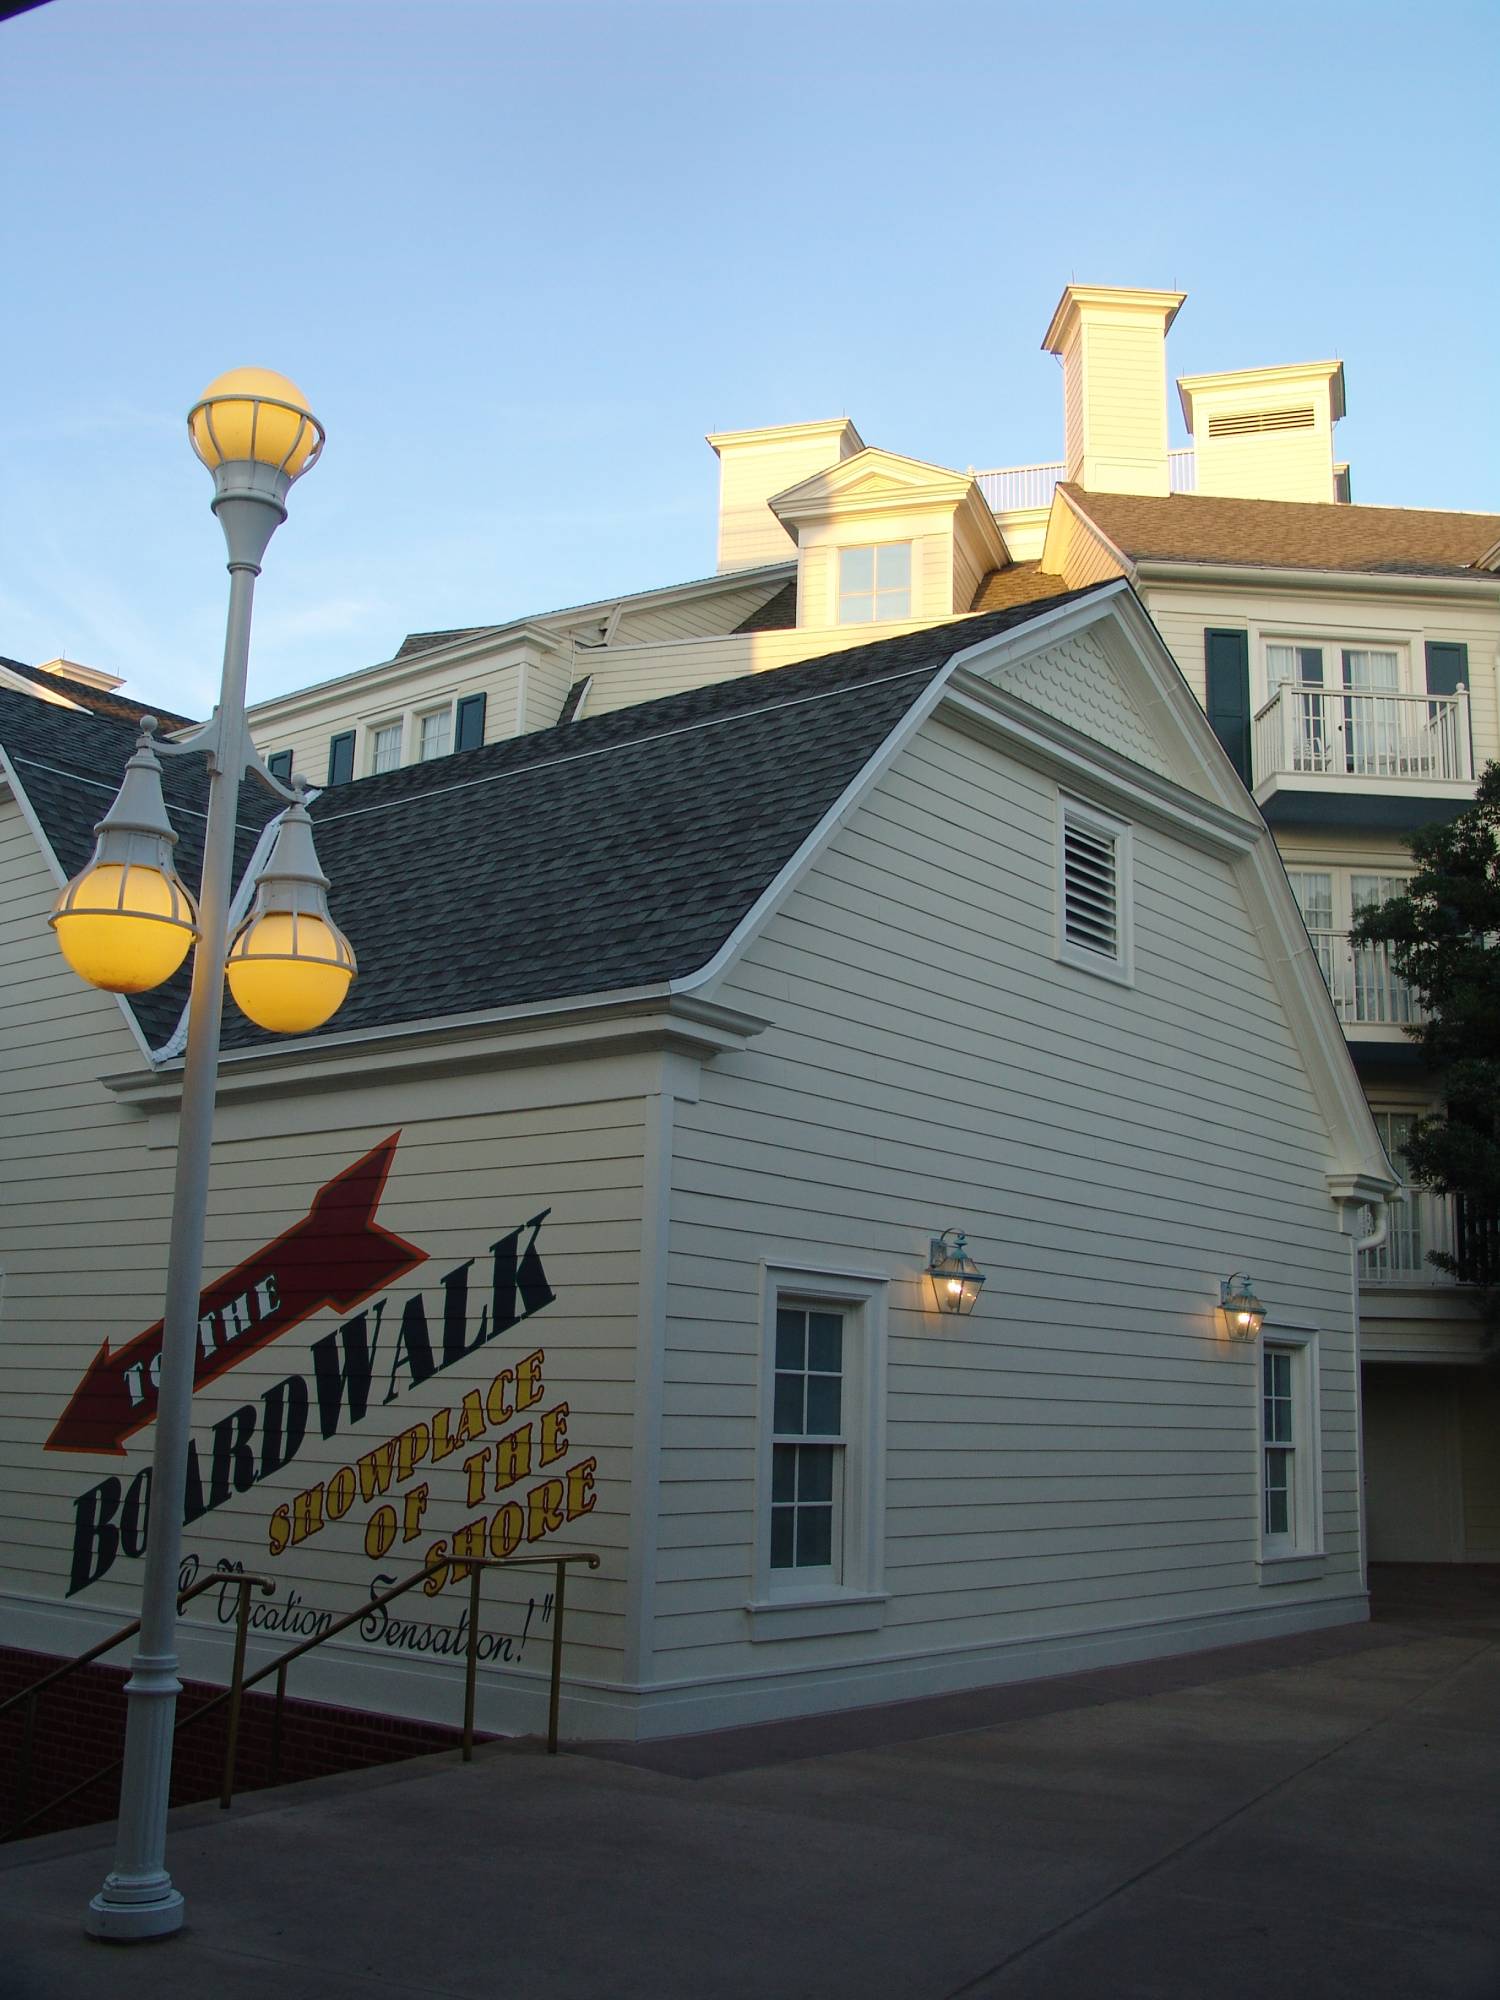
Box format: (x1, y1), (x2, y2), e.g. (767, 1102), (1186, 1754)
(1252, 686), (1473, 806)
(1305, 930), (1427, 1033)
(1360, 1187), (1457, 1286)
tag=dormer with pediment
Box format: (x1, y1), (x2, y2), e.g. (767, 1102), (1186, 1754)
(767, 448), (1011, 630)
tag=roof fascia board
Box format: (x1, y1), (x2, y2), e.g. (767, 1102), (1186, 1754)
(1041, 488), (1135, 581)
(941, 593), (1395, 1194)
(707, 419), (866, 455)
(246, 625), (570, 725)
(672, 663), (965, 1003)
(246, 569), (799, 722)
(105, 990), (770, 1107)
(0, 743), (160, 1069)
(0, 664), (85, 711)
(1133, 559), (1500, 599)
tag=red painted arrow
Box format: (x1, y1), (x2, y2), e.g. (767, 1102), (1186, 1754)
(46, 1133), (427, 1457)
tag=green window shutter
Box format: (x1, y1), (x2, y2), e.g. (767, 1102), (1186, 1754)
(266, 749), (293, 783)
(327, 732), (355, 786)
(1425, 641), (1467, 696)
(455, 692), (486, 752)
(1204, 629), (1252, 785)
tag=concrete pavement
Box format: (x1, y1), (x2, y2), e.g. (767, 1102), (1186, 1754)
(3, 1566), (1497, 1999)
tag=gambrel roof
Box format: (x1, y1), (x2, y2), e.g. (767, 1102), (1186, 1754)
(0, 589), (1099, 1050)
(0, 581), (1396, 1198)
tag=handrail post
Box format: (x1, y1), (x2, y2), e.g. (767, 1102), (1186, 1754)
(462, 1565), (482, 1763)
(270, 1660), (288, 1788)
(547, 1558), (567, 1755)
(220, 1575), (255, 1810)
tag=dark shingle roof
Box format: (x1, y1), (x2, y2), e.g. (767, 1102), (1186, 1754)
(0, 692), (282, 1044)
(0, 656), (196, 730)
(1, 584), (1104, 1054)
(732, 579), (798, 632)
(1062, 486), (1500, 578)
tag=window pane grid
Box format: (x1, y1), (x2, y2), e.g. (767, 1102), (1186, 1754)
(1262, 1346), (1297, 1544)
(771, 1306), (845, 1572)
(838, 544), (911, 624)
(419, 710), (452, 761)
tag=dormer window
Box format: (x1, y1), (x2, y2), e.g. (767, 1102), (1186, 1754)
(838, 544), (910, 624)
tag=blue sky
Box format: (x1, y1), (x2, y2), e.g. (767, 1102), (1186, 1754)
(2, 0), (1496, 713)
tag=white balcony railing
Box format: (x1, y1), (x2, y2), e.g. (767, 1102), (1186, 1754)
(1305, 930), (1427, 1029)
(976, 449), (1197, 512)
(1360, 1187), (1457, 1285)
(1253, 686), (1472, 786)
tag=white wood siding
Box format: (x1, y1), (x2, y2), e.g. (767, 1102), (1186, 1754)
(651, 718), (1359, 1711)
(0, 802), (647, 1729)
(613, 581), (782, 645)
(1140, 579), (1500, 770)
(248, 653), (533, 785)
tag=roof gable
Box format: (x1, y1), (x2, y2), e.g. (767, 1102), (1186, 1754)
(980, 625), (1172, 778)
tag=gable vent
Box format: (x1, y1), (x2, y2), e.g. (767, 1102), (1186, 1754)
(1207, 407), (1316, 438)
(1063, 816), (1119, 958)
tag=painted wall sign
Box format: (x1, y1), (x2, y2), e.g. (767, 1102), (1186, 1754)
(47, 1134), (426, 1456)
(54, 1132), (580, 1603)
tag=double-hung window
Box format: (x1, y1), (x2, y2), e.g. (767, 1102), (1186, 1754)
(418, 708), (452, 761)
(771, 1304), (845, 1580)
(1256, 1328), (1321, 1571)
(838, 543), (911, 624)
(371, 721), (403, 774)
(751, 1266), (887, 1639)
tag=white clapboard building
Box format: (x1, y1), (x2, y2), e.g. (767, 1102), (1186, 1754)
(0, 576), (1396, 1740)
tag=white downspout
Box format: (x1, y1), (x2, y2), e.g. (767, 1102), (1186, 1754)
(1349, 1195), (1397, 1596)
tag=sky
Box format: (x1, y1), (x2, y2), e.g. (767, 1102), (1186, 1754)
(2, 0), (1496, 716)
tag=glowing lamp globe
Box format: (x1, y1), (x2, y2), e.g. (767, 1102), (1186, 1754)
(50, 721), (199, 995)
(224, 796), (354, 1034)
(226, 910), (355, 1033)
(52, 861), (197, 993)
(188, 367), (323, 479)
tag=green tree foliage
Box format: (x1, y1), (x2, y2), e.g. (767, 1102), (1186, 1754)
(1352, 763), (1500, 1346)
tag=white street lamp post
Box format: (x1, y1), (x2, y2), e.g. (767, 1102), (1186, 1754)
(50, 370), (354, 1941)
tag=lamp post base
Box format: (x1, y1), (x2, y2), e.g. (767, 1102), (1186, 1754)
(85, 1884), (185, 1941)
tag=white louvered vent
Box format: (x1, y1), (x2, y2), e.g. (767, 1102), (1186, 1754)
(1058, 798), (1132, 982)
(1063, 819), (1118, 957)
(1207, 407), (1316, 438)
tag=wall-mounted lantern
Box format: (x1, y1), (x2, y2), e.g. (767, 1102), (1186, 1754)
(927, 1230), (986, 1316)
(1220, 1273), (1266, 1341)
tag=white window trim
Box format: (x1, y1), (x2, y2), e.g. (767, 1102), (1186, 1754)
(416, 703), (454, 762)
(835, 541), (913, 627)
(1254, 1322), (1325, 1582)
(1056, 792), (1133, 986)
(1256, 630), (1411, 711)
(746, 1262), (888, 1641)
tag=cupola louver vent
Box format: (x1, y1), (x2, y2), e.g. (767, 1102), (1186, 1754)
(1207, 407), (1316, 438)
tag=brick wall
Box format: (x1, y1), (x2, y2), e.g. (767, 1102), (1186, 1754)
(1, 1645), (491, 1842)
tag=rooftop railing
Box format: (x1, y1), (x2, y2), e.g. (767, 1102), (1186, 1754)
(976, 449), (1196, 512)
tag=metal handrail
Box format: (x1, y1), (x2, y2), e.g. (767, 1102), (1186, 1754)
(3, 1569), (275, 1838)
(248, 1550), (601, 1797)
(4, 1549), (599, 1839)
